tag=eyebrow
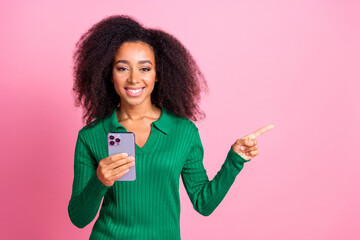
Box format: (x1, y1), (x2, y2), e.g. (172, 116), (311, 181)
(114, 60), (153, 65)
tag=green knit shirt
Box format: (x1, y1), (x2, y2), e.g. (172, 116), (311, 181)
(68, 106), (250, 239)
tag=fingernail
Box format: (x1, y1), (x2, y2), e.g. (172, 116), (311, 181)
(129, 156), (135, 161)
(240, 146), (245, 151)
(249, 141), (253, 145)
(123, 153), (128, 157)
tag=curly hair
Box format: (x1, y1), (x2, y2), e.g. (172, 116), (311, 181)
(72, 15), (209, 127)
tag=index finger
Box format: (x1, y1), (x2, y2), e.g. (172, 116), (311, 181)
(247, 124), (275, 139)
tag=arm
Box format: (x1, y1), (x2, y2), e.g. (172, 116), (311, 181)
(181, 126), (250, 216)
(68, 131), (111, 228)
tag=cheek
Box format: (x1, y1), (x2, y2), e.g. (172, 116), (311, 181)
(146, 74), (157, 86)
(111, 78), (125, 95)
(112, 74), (125, 86)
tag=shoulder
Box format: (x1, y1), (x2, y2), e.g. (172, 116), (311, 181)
(169, 111), (199, 135)
(77, 117), (105, 139)
(180, 117), (198, 131)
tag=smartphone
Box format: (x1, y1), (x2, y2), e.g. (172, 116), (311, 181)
(107, 132), (136, 181)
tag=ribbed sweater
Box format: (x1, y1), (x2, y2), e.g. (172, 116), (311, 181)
(68, 106), (250, 239)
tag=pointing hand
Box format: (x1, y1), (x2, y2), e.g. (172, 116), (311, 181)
(231, 124), (274, 161)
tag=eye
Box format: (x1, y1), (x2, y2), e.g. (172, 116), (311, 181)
(141, 67), (151, 72)
(116, 67), (127, 71)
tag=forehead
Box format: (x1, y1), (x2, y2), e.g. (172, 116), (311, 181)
(114, 41), (155, 61)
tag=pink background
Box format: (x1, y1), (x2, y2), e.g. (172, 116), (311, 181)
(1, 0), (359, 239)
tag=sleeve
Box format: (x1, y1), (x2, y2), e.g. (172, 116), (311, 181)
(181, 126), (250, 216)
(67, 131), (112, 228)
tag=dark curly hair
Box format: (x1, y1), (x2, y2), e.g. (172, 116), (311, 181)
(72, 14), (209, 127)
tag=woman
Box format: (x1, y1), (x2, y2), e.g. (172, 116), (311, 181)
(68, 15), (273, 239)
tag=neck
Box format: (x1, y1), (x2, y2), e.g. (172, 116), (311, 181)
(117, 101), (158, 122)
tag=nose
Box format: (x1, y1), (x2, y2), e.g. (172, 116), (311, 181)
(128, 68), (140, 84)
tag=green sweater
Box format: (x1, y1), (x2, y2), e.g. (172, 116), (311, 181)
(68, 106), (250, 239)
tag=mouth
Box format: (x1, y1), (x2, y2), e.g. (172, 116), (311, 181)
(125, 87), (145, 96)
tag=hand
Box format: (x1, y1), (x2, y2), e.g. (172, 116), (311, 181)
(96, 152), (135, 187)
(231, 124), (274, 161)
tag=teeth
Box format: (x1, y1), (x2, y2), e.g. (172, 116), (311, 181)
(127, 88), (143, 93)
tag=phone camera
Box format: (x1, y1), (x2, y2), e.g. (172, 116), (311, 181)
(109, 135), (115, 140)
(109, 141), (115, 145)
(115, 138), (121, 143)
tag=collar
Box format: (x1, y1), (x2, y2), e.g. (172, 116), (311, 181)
(102, 106), (176, 135)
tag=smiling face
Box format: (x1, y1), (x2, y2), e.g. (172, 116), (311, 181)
(111, 41), (157, 108)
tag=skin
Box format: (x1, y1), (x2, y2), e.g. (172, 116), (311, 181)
(97, 41), (275, 186)
(111, 41), (159, 115)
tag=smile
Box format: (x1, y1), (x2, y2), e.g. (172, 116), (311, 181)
(125, 87), (145, 96)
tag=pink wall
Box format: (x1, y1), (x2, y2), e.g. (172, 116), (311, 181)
(1, 0), (359, 239)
